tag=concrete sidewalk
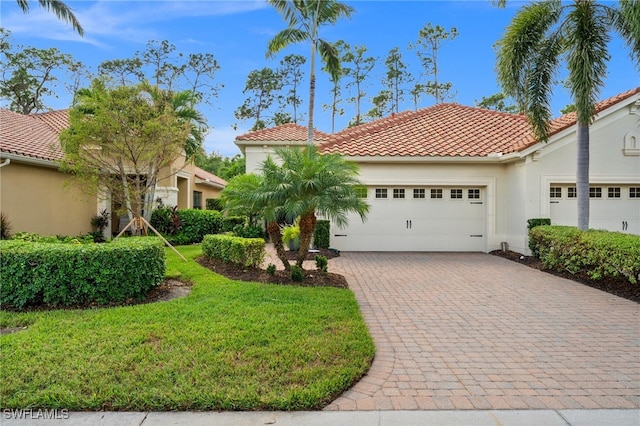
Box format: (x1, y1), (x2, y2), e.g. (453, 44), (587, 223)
(3, 409), (639, 425)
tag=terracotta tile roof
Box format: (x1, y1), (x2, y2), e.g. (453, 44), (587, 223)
(194, 166), (227, 188)
(32, 109), (70, 133)
(236, 122), (331, 142)
(320, 103), (532, 157)
(0, 108), (63, 161)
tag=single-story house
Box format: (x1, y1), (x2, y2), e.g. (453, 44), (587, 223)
(0, 108), (226, 237)
(236, 88), (640, 254)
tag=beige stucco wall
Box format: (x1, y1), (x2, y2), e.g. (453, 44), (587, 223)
(0, 161), (96, 236)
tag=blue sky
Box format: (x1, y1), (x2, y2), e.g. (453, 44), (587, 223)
(1, 0), (638, 157)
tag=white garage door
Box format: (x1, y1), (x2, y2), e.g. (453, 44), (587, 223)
(332, 186), (485, 252)
(550, 184), (640, 234)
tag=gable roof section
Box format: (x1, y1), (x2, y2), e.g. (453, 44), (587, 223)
(194, 166), (227, 189)
(236, 122), (331, 142)
(0, 108), (63, 162)
(32, 109), (71, 133)
(320, 103), (532, 157)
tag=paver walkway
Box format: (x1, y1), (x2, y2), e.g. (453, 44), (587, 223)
(321, 252), (639, 411)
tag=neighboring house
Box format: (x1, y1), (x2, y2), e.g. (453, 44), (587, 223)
(236, 88), (640, 254)
(0, 108), (226, 237)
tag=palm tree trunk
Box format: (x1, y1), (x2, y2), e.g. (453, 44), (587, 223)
(267, 220), (290, 271)
(296, 212), (316, 267)
(576, 121), (589, 231)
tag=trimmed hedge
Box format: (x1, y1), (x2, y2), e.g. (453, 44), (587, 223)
(0, 237), (165, 309)
(529, 226), (640, 284)
(313, 220), (330, 249)
(222, 216), (246, 233)
(151, 208), (223, 244)
(202, 234), (265, 268)
(527, 218), (551, 255)
(206, 198), (222, 211)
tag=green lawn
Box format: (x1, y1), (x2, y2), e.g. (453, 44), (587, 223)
(0, 245), (374, 410)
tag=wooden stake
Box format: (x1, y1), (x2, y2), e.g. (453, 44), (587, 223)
(114, 216), (187, 262)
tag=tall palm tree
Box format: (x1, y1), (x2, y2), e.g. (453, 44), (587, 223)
(496, 0), (639, 231)
(254, 145), (369, 268)
(16, 0), (84, 36)
(267, 0), (353, 145)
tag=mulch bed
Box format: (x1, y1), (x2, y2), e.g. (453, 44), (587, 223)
(490, 250), (639, 303)
(196, 248), (348, 289)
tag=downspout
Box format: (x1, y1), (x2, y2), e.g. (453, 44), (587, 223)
(0, 159), (10, 168)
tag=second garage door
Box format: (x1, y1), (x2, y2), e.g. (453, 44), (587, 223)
(332, 186), (486, 252)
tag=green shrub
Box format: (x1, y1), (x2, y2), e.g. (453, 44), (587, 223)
(11, 232), (94, 244)
(315, 255), (328, 274)
(232, 224), (265, 239)
(527, 218), (551, 255)
(151, 208), (222, 244)
(266, 263), (276, 276)
(206, 198), (223, 211)
(529, 226), (640, 284)
(0, 237), (165, 309)
(313, 220), (330, 249)
(222, 216), (246, 232)
(290, 265), (304, 282)
(202, 234), (265, 268)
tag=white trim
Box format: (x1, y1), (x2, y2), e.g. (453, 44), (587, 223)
(0, 152), (58, 169)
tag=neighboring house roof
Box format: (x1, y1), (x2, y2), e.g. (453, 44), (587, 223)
(0, 108), (63, 162)
(236, 122), (331, 142)
(235, 87), (638, 159)
(194, 166), (227, 189)
(32, 109), (71, 133)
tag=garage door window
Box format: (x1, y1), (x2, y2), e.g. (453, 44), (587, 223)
(608, 187), (621, 198)
(550, 187), (562, 198)
(631, 187), (640, 198)
(590, 187), (602, 198)
(468, 189), (480, 199)
(375, 188), (388, 199)
(567, 187), (577, 198)
(430, 189), (443, 199)
(354, 186), (367, 198)
(393, 188), (405, 199)
(451, 189), (463, 199)
(413, 188), (425, 199)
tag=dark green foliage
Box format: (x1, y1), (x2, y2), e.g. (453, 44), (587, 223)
(266, 263), (276, 276)
(232, 224), (265, 239)
(527, 218), (552, 255)
(529, 226), (640, 284)
(290, 265), (304, 282)
(313, 220), (330, 249)
(315, 255), (328, 274)
(202, 234), (265, 268)
(151, 208), (222, 244)
(206, 198), (223, 211)
(0, 237), (165, 309)
(222, 216), (246, 232)
(10, 233), (94, 244)
(89, 209), (110, 242)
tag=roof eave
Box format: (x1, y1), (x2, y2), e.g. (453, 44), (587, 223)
(340, 153), (521, 164)
(0, 151), (60, 169)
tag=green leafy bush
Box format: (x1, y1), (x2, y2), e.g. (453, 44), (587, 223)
(222, 216), (246, 232)
(202, 234), (265, 268)
(290, 265), (304, 282)
(313, 220), (330, 249)
(529, 226), (640, 284)
(527, 218), (551, 255)
(232, 224), (265, 239)
(315, 255), (328, 274)
(206, 198), (222, 211)
(11, 232), (94, 244)
(0, 237), (165, 309)
(151, 208), (222, 244)
(266, 263), (276, 276)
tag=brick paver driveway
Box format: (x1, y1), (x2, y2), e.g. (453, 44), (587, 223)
(324, 252), (639, 411)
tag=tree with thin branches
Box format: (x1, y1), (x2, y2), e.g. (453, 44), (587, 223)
(267, 0), (354, 145)
(496, 0), (640, 231)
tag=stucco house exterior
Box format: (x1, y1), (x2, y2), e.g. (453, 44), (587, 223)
(236, 88), (640, 254)
(0, 108), (226, 237)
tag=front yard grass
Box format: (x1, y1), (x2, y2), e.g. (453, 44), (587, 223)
(0, 245), (374, 411)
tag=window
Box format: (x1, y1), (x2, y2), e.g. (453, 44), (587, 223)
(608, 187), (621, 198)
(193, 191), (203, 210)
(567, 187), (577, 198)
(451, 189), (463, 199)
(430, 189), (443, 199)
(375, 188), (388, 199)
(550, 187), (562, 198)
(631, 187), (640, 198)
(354, 186), (368, 198)
(413, 188), (425, 199)
(468, 189), (480, 199)
(393, 188), (405, 199)
(589, 187), (602, 198)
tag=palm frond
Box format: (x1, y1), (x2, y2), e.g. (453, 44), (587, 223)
(37, 0), (84, 36)
(611, 0), (640, 68)
(317, 39), (341, 81)
(267, 28), (309, 58)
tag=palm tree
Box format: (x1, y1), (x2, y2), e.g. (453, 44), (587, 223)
(16, 0), (84, 36)
(267, 0), (354, 145)
(255, 145), (369, 268)
(496, 0), (639, 231)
